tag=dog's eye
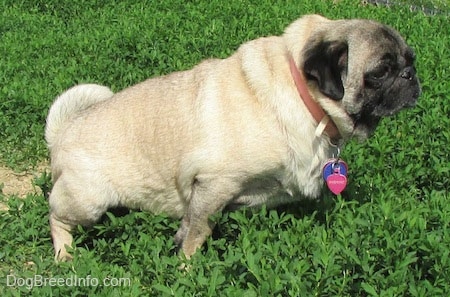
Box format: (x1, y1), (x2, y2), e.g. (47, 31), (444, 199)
(365, 65), (391, 88)
(369, 65), (391, 80)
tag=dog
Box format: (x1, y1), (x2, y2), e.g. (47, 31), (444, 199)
(45, 14), (420, 261)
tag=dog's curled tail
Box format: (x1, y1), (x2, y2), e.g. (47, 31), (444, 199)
(45, 84), (114, 148)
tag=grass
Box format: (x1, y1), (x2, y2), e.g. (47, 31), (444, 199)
(1, 0), (449, 296)
(373, 0), (449, 12)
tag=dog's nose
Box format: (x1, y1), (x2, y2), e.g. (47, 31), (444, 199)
(400, 66), (414, 80)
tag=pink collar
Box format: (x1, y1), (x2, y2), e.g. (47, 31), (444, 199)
(288, 56), (341, 141)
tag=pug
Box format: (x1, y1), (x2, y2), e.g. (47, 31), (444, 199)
(45, 14), (420, 261)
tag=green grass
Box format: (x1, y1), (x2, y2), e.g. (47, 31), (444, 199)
(385, 0), (449, 12)
(1, 0), (449, 296)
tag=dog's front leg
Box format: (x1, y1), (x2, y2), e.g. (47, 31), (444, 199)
(174, 215), (189, 247)
(178, 177), (238, 259)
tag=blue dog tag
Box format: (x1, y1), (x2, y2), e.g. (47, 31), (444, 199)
(322, 159), (348, 195)
(322, 159), (348, 181)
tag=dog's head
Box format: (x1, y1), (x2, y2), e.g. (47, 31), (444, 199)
(293, 15), (421, 140)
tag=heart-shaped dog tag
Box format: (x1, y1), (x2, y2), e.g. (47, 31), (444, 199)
(326, 173), (347, 195)
(323, 160), (348, 195)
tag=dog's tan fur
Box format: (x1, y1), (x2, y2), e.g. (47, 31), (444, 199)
(46, 15), (419, 261)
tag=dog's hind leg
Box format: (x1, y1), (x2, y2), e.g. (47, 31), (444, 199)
(48, 174), (112, 262)
(50, 213), (75, 262)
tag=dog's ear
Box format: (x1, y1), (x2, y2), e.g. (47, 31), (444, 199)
(302, 40), (348, 100)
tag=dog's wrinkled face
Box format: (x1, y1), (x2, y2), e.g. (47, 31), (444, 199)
(302, 20), (421, 140)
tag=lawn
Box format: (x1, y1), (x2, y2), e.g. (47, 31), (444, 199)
(1, 0), (449, 296)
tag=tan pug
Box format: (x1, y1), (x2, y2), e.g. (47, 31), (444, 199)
(45, 14), (420, 261)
